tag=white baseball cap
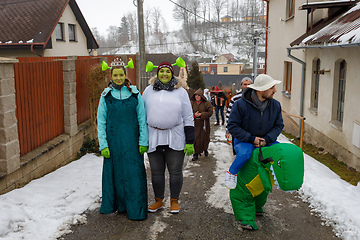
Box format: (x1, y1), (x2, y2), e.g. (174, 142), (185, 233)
(248, 74), (282, 91)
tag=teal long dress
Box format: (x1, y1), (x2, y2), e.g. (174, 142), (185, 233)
(100, 92), (148, 220)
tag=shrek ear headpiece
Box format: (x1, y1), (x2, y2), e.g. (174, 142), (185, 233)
(146, 57), (186, 72)
(102, 58), (134, 71)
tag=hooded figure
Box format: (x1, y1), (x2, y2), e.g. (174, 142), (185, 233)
(190, 89), (213, 160)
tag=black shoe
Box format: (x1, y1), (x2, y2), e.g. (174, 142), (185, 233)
(204, 150), (209, 157)
(192, 154), (198, 161)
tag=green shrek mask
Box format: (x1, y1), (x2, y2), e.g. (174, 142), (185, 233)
(111, 67), (126, 86)
(230, 143), (304, 230)
(156, 62), (174, 85)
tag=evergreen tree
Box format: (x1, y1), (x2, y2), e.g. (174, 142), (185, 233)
(187, 61), (205, 90)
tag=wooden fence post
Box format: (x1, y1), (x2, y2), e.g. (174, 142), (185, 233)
(0, 58), (20, 176)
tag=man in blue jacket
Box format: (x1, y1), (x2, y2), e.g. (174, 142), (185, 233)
(225, 74), (284, 189)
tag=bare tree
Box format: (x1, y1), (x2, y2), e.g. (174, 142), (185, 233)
(144, 9), (152, 37)
(126, 12), (138, 42)
(152, 7), (162, 34)
(173, 0), (190, 30)
(119, 16), (129, 44)
(106, 25), (119, 50)
(212, 0), (226, 24)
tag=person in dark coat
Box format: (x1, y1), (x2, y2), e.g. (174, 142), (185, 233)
(211, 86), (227, 126)
(225, 74), (284, 192)
(190, 89), (213, 161)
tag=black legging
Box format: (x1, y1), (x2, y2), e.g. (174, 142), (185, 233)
(148, 146), (185, 199)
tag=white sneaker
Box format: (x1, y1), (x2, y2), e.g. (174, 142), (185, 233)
(225, 171), (237, 189)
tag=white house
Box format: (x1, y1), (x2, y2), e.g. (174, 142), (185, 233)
(0, 0), (98, 57)
(265, 0), (360, 171)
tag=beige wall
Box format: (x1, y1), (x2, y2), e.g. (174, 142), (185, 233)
(217, 63), (243, 75)
(216, 55), (231, 63)
(303, 48), (360, 169)
(199, 63), (244, 75)
(45, 5), (89, 57)
(267, 0), (308, 117)
(0, 49), (45, 58)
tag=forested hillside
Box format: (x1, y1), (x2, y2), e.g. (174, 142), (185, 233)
(92, 0), (266, 60)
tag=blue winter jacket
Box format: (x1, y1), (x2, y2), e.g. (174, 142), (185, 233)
(227, 88), (284, 145)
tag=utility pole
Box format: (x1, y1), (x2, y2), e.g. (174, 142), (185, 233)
(136, 0), (146, 92)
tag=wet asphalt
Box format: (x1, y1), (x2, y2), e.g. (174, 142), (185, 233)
(59, 115), (339, 240)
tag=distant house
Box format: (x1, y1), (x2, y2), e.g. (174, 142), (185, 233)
(221, 15), (232, 22)
(215, 53), (236, 63)
(199, 62), (245, 75)
(265, 0), (360, 171)
(0, 0), (99, 58)
(242, 15), (267, 22)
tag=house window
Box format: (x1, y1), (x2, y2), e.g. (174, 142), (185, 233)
(286, 0), (295, 18)
(68, 24), (76, 41)
(313, 59), (321, 109)
(55, 23), (64, 41)
(336, 60), (346, 123)
(284, 61), (292, 93)
(200, 67), (208, 72)
(211, 67), (217, 74)
(224, 67), (228, 72)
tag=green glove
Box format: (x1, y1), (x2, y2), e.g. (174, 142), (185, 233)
(139, 146), (148, 155)
(184, 144), (194, 156)
(101, 147), (110, 158)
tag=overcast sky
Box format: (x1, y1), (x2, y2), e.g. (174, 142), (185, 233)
(76, 0), (181, 36)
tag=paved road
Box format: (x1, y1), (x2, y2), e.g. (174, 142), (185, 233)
(59, 117), (338, 240)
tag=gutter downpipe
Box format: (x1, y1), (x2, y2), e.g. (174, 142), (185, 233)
(30, 44), (42, 57)
(287, 47), (306, 138)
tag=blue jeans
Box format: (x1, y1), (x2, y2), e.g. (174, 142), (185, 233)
(228, 138), (278, 175)
(215, 105), (225, 123)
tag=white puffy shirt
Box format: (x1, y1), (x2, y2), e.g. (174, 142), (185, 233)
(142, 85), (194, 153)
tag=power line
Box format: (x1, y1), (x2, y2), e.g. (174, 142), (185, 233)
(98, 35), (237, 49)
(168, 0), (266, 34)
(168, 0), (243, 34)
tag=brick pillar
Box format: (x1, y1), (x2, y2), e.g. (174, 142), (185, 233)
(0, 58), (20, 175)
(62, 59), (78, 136)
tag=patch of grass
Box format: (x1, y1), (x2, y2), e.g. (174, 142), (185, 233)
(282, 131), (360, 186)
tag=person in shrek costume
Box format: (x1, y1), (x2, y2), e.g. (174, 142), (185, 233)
(226, 74), (284, 229)
(230, 143), (304, 230)
(142, 58), (195, 214)
(97, 58), (149, 220)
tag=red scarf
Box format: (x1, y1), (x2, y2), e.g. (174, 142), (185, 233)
(196, 101), (201, 105)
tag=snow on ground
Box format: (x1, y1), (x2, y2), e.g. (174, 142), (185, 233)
(206, 127), (360, 240)
(1, 126), (360, 239)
